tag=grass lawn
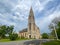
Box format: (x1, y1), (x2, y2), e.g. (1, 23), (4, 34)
(43, 40), (60, 45)
(0, 39), (10, 42)
(0, 38), (30, 42)
(16, 38), (30, 41)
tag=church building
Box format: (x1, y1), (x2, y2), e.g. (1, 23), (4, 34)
(19, 7), (41, 39)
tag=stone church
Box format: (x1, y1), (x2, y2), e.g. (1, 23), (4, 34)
(19, 7), (41, 39)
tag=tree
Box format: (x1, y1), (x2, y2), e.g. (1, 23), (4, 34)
(0, 25), (14, 39)
(6, 25), (14, 34)
(49, 17), (60, 39)
(42, 33), (49, 39)
(0, 25), (7, 38)
(56, 22), (60, 39)
(0, 25), (18, 40)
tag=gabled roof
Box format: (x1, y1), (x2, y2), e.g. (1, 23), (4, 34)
(19, 28), (27, 33)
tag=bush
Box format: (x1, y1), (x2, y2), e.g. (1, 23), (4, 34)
(42, 33), (49, 39)
(21, 36), (25, 39)
(9, 33), (18, 40)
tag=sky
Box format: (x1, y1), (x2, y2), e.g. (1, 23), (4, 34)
(0, 0), (60, 34)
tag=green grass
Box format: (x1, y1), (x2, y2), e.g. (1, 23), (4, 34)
(43, 40), (60, 45)
(0, 38), (31, 42)
(0, 39), (10, 42)
(16, 38), (30, 41)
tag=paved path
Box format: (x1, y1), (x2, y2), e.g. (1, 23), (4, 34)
(0, 39), (52, 45)
(0, 40), (26, 45)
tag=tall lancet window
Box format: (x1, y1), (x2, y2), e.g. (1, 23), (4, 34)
(29, 23), (31, 30)
(33, 23), (35, 30)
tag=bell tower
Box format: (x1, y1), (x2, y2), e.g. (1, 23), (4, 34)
(28, 7), (35, 38)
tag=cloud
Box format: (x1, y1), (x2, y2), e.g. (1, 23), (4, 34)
(0, 0), (60, 33)
(36, 3), (60, 33)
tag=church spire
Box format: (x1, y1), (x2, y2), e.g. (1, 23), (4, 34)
(30, 7), (33, 12)
(28, 7), (35, 23)
(29, 7), (34, 16)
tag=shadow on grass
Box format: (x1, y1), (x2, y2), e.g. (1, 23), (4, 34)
(43, 40), (60, 45)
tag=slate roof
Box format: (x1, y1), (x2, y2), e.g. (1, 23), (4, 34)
(19, 28), (27, 33)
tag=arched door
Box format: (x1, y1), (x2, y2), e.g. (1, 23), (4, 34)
(29, 35), (31, 38)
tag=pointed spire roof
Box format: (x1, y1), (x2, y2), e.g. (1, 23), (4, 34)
(28, 7), (35, 22)
(30, 7), (33, 13)
(30, 7), (33, 11)
(29, 7), (34, 16)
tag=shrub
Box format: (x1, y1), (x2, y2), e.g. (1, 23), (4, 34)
(9, 33), (18, 40)
(42, 33), (49, 39)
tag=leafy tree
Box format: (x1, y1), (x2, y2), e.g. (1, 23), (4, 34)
(0, 25), (14, 39)
(6, 25), (14, 34)
(56, 22), (60, 39)
(42, 33), (49, 39)
(0, 25), (7, 38)
(0, 25), (18, 40)
(49, 17), (60, 39)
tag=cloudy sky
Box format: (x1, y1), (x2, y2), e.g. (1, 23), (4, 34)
(0, 0), (60, 33)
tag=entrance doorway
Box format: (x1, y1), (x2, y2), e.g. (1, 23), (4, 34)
(29, 35), (31, 38)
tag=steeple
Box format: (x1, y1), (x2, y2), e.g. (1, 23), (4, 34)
(28, 7), (35, 23)
(27, 7), (41, 39)
(28, 7), (35, 33)
(29, 7), (34, 17)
